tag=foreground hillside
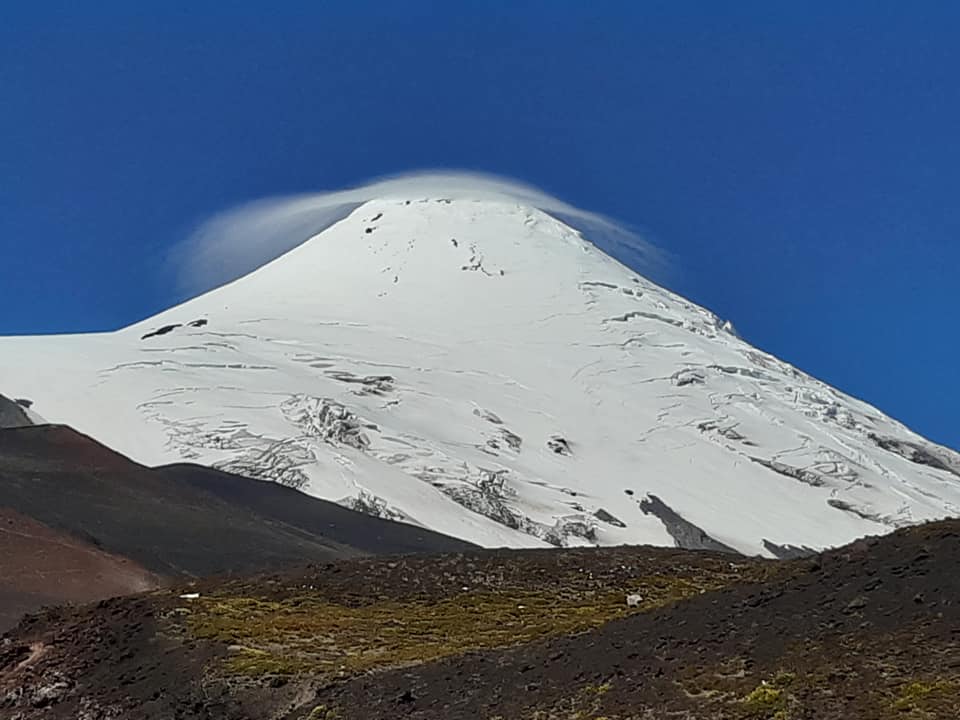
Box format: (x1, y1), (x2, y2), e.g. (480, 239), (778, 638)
(3, 520), (959, 719)
(0, 425), (473, 631)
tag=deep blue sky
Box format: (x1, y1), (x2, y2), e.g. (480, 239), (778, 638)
(2, 2), (958, 449)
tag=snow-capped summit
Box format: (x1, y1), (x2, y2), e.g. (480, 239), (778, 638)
(3, 194), (958, 555)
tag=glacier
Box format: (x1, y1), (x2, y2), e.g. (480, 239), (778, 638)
(2, 194), (958, 555)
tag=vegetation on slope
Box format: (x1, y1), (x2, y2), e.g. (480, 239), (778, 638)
(182, 549), (779, 677)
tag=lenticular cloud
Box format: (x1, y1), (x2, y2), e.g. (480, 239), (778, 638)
(173, 170), (661, 298)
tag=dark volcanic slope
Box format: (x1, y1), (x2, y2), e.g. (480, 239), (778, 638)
(158, 463), (474, 557)
(3, 520), (959, 719)
(320, 523), (960, 720)
(0, 425), (474, 630)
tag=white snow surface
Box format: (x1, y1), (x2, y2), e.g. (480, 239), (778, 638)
(3, 198), (959, 555)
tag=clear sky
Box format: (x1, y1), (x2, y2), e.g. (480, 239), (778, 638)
(2, 2), (957, 450)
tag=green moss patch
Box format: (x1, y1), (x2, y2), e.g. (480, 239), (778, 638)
(185, 567), (763, 677)
(891, 679), (960, 715)
(740, 671), (797, 718)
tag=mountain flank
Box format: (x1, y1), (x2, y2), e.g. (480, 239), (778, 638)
(0, 424), (474, 631)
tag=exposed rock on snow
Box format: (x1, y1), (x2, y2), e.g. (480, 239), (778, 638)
(140, 323), (181, 340)
(639, 494), (738, 553)
(0, 394), (33, 428)
(868, 433), (960, 479)
(547, 436), (572, 456)
(762, 539), (817, 559)
(593, 508), (626, 528)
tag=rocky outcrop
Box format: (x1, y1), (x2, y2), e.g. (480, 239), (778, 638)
(0, 395), (32, 428)
(639, 493), (739, 553)
(868, 433), (960, 479)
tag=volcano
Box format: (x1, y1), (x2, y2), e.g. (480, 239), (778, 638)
(2, 195), (958, 553)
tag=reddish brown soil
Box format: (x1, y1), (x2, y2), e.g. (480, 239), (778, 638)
(0, 508), (160, 631)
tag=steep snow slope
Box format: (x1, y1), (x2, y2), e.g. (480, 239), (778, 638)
(3, 198), (959, 554)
